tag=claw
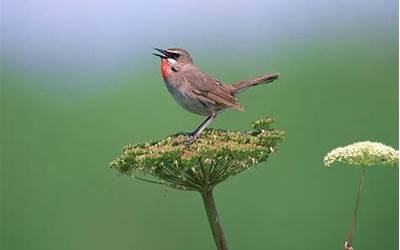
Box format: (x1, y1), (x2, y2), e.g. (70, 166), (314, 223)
(185, 133), (197, 145)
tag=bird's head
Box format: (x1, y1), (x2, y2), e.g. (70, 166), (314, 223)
(153, 48), (193, 79)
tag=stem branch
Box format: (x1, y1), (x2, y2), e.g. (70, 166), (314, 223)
(200, 189), (228, 250)
(345, 168), (366, 249)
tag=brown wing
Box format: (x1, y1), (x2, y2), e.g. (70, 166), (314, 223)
(179, 68), (244, 111)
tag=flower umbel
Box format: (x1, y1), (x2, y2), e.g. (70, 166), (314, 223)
(323, 141), (399, 167)
(323, 140), (398, 250)
(110, 117), (284, 191)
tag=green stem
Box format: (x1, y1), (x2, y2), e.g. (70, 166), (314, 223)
(345, 168), (366, 249)
(200, 189), (228, 250)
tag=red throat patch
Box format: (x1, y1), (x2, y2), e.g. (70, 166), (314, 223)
(161, 59), (171, 79)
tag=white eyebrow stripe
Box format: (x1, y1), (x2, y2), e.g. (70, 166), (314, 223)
(166, 50), (181, 54)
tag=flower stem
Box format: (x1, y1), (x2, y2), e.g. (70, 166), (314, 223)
(345, 168), (366, 249)
(200, 188), (228, 250)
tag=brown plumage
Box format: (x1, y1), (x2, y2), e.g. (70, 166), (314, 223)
(229, 72), (280, 96)
(153, 47), (279, 142)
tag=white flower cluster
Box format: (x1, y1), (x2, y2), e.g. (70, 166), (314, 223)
(323, 141), (399, 167)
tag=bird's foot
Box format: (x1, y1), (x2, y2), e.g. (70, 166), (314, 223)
(182, 131), (200, 145)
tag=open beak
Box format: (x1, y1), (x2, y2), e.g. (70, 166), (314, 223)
(152, 48), (169, 59)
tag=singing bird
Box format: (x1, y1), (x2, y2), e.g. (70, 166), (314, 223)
(153, 48), (279, 142)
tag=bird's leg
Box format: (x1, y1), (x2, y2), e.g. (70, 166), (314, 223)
(188, 113), (216, 142)
(191, 115), (212, 135)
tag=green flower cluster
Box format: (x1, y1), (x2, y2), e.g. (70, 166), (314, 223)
(110, 117), (285, 191)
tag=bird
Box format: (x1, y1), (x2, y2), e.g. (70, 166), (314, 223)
(153, 47), (279, 142)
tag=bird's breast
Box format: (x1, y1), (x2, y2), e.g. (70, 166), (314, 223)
(160, 59), (172, 79)
(163, 79), (212, 116)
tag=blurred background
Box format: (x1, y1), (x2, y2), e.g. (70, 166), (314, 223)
(1, 0), (398, 249)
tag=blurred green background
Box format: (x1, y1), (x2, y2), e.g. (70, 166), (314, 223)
(1, 1), (398, 250)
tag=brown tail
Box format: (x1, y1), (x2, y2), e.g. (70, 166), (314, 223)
(229, 72), (279, 96)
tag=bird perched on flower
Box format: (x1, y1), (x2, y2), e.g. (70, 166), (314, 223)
(153, 48), (279, 142)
